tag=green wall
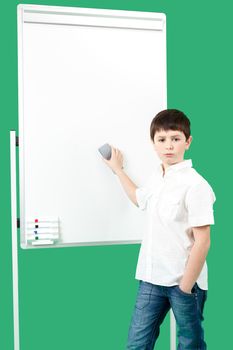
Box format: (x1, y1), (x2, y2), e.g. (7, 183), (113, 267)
(0, 1), (231, 349)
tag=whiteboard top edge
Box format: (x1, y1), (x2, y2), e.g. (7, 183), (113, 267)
(17, 4), (166, 21)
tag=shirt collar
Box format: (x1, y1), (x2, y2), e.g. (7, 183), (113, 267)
(157, 159), (193, 175)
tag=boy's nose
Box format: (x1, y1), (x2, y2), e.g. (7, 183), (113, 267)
(166, 143), (173, 149)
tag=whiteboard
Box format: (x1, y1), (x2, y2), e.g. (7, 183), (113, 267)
(17, 4), (167, 248)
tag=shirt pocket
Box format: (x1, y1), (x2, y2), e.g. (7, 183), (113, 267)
(159, 195), (184, 221)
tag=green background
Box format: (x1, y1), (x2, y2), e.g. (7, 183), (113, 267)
(0, 1), (231, 349)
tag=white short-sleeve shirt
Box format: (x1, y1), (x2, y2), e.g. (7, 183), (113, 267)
(135, 159), (216, 290)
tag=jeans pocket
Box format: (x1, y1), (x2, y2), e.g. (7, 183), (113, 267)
(176, 283), (197, 297)
(135, 281), (152, 310)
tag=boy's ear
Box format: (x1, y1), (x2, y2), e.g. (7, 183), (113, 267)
(185, 135), (192, 150)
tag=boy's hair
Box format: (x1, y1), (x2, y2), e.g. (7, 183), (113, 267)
(150, 109), (191, 141)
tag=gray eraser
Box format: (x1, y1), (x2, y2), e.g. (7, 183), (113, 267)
(98, 143), (112, 160)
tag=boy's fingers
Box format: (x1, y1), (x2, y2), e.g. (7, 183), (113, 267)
(102, 157), (110, 164)
(110, 146), (114, 156)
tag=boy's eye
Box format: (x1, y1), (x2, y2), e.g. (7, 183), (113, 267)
(168, 138), (180, 141)
(158, 138), (180, 142)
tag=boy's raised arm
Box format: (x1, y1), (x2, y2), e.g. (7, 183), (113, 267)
(101, 145), (138, 206)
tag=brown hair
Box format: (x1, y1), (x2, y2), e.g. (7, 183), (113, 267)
(150, 109), (191, 142)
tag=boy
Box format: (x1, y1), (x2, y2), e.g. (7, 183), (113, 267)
(102, 109), (216, 350)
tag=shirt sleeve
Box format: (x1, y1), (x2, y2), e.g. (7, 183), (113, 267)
(136, 172), (156, 211)
(185, 180), (216, 227)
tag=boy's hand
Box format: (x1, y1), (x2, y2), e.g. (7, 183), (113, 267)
(179, 285), (192, 294)
(102, 145), (124, 174)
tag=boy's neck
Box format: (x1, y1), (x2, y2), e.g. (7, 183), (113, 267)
(162, 159), (185, 176)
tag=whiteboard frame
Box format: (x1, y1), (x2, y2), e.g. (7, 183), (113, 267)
(16, 4), (176, 349)
(17, 4), (167, 249)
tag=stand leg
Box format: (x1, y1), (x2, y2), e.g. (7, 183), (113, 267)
(10, 131), (20, 350)
(170, 310), (176, 350)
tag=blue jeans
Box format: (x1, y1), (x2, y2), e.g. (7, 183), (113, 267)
(126, 280), (207, 350)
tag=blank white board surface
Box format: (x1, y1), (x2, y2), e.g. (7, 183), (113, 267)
(17, 4), (167, 248)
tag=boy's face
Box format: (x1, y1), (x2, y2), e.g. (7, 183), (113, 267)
(152, 129), (192, 168)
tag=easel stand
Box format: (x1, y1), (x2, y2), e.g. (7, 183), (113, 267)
(10, 131), (20, 350)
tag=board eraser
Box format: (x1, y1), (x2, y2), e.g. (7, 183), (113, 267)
(98, 143), (112, 160)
